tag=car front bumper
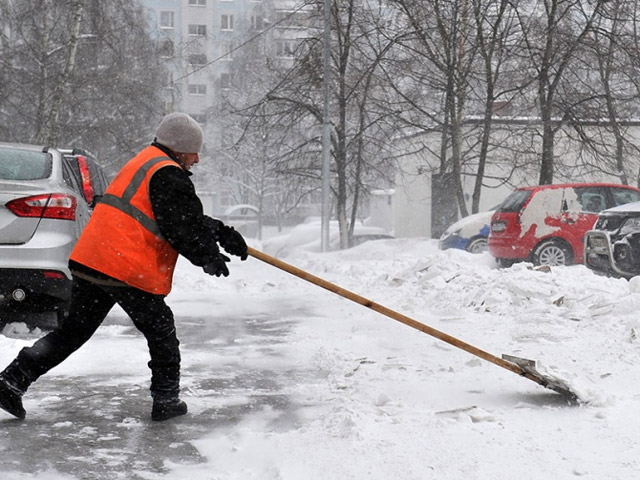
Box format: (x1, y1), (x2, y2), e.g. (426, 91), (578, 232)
(583, 230), (639, 278)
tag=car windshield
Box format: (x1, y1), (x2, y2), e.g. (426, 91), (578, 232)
(0, 147), (52, 180)
(497, 189), (532, 212)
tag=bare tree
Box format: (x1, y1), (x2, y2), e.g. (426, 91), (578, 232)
(41, 0), (86, 145)
(512, 0), (608, 184)
(196, 2), (323, 235)
(561, 0), (640, 185)
(240, 0), (399, 248)
(468, 0), (521, 212)
(0, 0), (166, 170)
(388, 0), (480, 219)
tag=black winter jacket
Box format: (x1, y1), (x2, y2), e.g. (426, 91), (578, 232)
(148, 142), (222, 267)
(70, 142), (223, 285)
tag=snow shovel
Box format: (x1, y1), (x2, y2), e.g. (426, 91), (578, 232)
(247, 247), (581, 403)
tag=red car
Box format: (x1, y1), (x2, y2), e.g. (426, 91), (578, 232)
(488, 183), (640, 267)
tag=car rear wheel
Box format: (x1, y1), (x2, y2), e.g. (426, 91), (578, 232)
(532, 240), (573, 266)
(466, 237), (488, 254)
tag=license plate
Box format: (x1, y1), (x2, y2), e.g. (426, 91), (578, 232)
(588, 236), (607, 248)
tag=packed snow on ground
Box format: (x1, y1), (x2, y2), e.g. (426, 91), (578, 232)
(2, 235), (640, 479)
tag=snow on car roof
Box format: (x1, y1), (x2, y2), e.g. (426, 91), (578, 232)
(444, 210), (494, 233)
(518, 182), (640, 190)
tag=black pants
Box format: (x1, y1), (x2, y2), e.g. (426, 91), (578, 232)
(2, 275), (181, 400)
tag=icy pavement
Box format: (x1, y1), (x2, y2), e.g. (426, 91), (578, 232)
(0, 308), (309, 479)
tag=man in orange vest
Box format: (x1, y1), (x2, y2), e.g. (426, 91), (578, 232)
(0, 113), (248, 421)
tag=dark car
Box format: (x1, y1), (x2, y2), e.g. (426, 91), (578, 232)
(584, 201), (640, 278)
(0, 142), (108, 327)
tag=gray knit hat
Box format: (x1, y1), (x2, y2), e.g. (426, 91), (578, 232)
(155, 112), (203, 153)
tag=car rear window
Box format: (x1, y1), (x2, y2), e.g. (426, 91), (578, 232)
(497, 189), (532, 212)
(0, 148), (52, 180)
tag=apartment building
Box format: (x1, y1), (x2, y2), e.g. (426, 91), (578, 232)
(142, 0), (288, 126)
(142, 0), (313, 216)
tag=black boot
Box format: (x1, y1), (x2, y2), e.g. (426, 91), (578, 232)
(151, 398), (187, 421)
(0, 377), (26, 419)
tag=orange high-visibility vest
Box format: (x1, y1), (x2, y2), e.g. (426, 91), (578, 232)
(70, 145), (181, 295)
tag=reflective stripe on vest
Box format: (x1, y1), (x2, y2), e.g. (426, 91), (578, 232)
(99, 156), (169, 239)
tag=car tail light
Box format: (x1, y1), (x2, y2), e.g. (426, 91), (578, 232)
(76, 155), (95, 204)
(6, 193), (77, 221)
(43, 271), (66, 279)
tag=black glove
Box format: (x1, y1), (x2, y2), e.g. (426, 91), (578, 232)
(218, 226), (248, 260)
(203, 253), (230, 277)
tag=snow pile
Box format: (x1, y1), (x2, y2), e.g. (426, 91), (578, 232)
(168, 238), (640, 478)
(2, 237), (640, 478)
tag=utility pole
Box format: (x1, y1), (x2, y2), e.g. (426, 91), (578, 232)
(320, 0), (331, 251)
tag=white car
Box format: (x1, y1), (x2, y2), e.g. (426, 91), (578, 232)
(262, 220), (394, 257)
(0, 142), (107, 327)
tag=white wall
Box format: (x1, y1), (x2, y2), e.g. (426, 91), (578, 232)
(393, 160), (433, 238)
(365, 189), (394, 232)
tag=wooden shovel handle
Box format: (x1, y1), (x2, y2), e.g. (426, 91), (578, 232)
(247, 247), (540, 383)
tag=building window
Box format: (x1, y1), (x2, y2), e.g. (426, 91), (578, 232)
(276, 39), (297, 57)
(187, 84), (207, 95)
(275, 10), (308, 28)
(275, 10), (290, 23)
(162, 69), (174, 86)
(220, 41), (234, 60)
(158, 38), (174, 57)
(163, 96), (174, 112)
(188, 53), (208, 65)
(250, 15), (264, 31)
(159, 11), (175, 29)
(190, 113), (208, 124)
(221, 14), (234, 31)
(188, 0), (207, 5)
(220, 73), (231, 89)
(188, 24), (207, 36)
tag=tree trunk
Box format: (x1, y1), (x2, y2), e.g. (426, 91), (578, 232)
(539, 121), (555, 185)
(46, 0), (85, 145)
